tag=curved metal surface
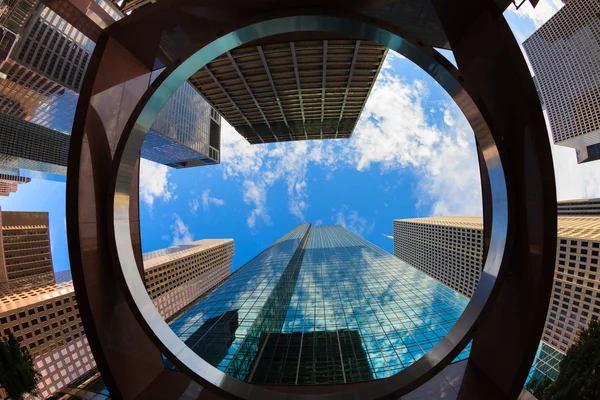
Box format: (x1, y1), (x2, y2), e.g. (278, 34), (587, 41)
(107, 15), (509, 400)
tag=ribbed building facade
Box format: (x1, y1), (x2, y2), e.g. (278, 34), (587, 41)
(143, 239), (234, 320)
(0, 114), (70, 176)
(557, 197), (600, 216)
(523, 0), (600, 162)
(0, 211), (54, 288)
(0, 172), (30, 196)
(170, 224), (470, 385)
(0, 236), (233, 398)
(393, 215), (600, 356)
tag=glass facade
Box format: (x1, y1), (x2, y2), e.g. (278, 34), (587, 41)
(527, 342), (564, 383)
(170, 224), (469, 385)
(0, 1), (221, 178)
(142, 79), (221, 168)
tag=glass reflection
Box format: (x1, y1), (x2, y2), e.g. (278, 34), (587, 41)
(170, 224), (469, 385)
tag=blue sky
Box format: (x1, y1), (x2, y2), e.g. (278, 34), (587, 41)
(3, 0), (600, 273)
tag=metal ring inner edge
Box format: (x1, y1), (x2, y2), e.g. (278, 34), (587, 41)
(109, 15), (508, 400)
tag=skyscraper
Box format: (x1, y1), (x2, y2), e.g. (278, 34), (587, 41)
(557, 197), (600, 216)
(0, 210), (55, 289)
(169, 223), (470, 385)
(0, 234), (234, 398)
(143, 239), (234, 320)
(0, 172), (30, 196)
(0, 1), (222, 177)
(189, 40), (388, 144)
(523, 0), (600, 163)
(0, 114), (70, 176)
(141, 79), (221, 168)
(393, 215), (600, 355)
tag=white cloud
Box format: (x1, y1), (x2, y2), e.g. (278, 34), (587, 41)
(216, 56), (484, 219)
(333, 207), (374, 237)
(346, 69), (482, 216)
(221, 120), (337, 222)
(216, 47), (599, 223)
(139, 159), (175, 207)
(190, 197), (200, 215)
(443, 108), (454, 127)
(242, 180), (270, 228)
(201, 189), (225, 211)
(348, 75), (439, 172)
(170, 213), (194, 245)
(220, 122), (268, 178)
(506, 0), (563, 29)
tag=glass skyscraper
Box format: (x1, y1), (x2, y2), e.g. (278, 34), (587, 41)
(0, 0), (221, 179)
(170, 223), (469, 385)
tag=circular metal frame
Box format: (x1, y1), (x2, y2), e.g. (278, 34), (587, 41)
(107, 15), (509, 400)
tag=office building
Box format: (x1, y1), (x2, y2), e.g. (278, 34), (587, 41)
(576, 143), (600, 164)
(0, 172), (30, 196)
(189, 40), (388, 144)
(557, 197), (600, 216)
(0, 235), (233, 398)
(11, 5), (95, 92)
(0, 211), (55, 289)
(0, 114), (70, 176)
(0, 1), (221, 176)
(393, 215), (600, 355)
(142, 80), (221, 168)
(170, 224), (470, 385)
(523, 0), (600, 162)
(0, 2), (92, 132)
(0, 278), (95, 398)
(143, 239), (234, 320)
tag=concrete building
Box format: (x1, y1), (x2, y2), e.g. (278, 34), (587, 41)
(0, 172), (30, 196)
(523, 0), (600, 163)
(557, 197), (600, 216)
(0, 236), (233, 398)
(0, 211), (54, 289)
(143, 239), (234, 320)
(393, 215), (600, 356)
(189, 40), (388, 144)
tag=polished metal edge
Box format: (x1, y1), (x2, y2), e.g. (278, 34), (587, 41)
(108, 15), (509, 400)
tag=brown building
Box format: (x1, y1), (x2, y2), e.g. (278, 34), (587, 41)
(0, 173), (30, 197)
(393, 214), (600, 356)
(0, 211), (54, 290)
(0, 236), (234, 398)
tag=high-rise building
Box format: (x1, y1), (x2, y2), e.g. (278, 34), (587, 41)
(0, 1), (221, 177)
(0, 235), (233, 398)
(143, 239), (234, 320)
(141, 79), (221, 168)
(0, 114), (70, 176)
(523, 0), (600, 163)
(169, 224), (470, 385)
(0, 210), (55, 289)
(393, 215), (600, 356)
(189, 40), (388, 144)
(557, 198), (600, 216)
(0, 172), (30, 196)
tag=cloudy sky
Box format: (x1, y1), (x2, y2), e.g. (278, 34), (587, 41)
(3, 0), (599, 273)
